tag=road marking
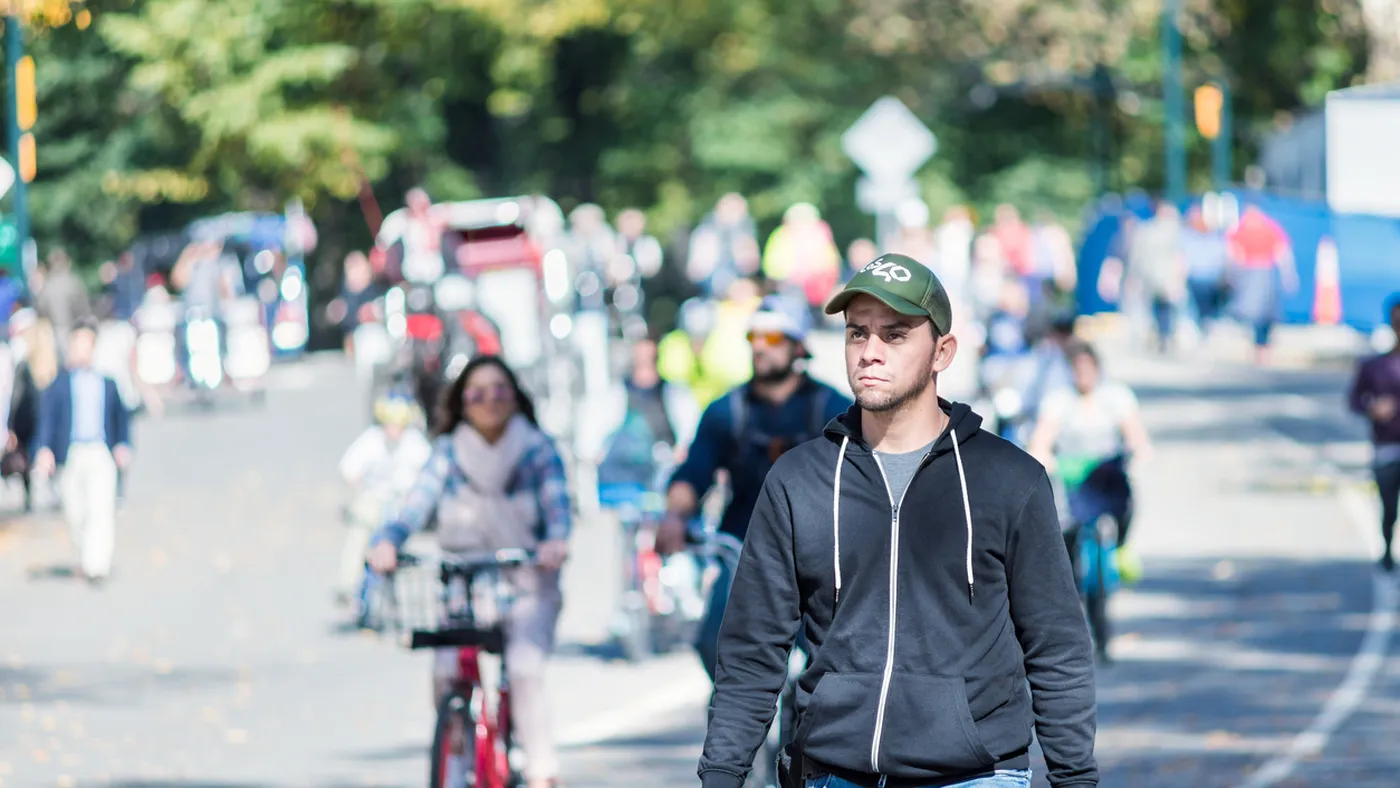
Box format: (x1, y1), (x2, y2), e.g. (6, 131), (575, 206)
(1233, 396), (1398, 788)
(555, 672), (711, 748)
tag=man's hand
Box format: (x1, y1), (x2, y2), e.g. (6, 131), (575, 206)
(655, 512), (688, 556)
(113, 445), (133, 469)
(33, 448), (55, 478)
(537, 539), (569, 571)
(366, 541), (398, 574)
(1370, 395), (1398, 424)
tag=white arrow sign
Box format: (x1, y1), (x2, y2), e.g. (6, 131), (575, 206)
(856, 175), (920, 214)
(0, 157), (15, 202)
(842, 96), (937, 181)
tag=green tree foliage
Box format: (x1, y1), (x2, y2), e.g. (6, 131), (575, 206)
(1, 0), (1383, 270)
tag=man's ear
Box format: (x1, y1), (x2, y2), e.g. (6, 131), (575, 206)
(932, 332), (959, 374)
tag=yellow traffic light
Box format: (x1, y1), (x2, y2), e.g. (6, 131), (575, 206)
(19, 132), (35, 183)
(1195, 83), (1223, 140)
(15, 54), (35, 131)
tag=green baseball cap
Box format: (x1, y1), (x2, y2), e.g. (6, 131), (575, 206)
(824, 252), (953, 335)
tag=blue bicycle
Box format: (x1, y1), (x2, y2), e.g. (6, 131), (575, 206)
(1056, 454), (1133, 663)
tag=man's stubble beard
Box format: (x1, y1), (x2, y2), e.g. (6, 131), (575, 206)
(753, 357), (797, 385)
(853, 357), (937, 413)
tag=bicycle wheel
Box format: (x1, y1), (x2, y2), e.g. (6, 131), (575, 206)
(429, 690), (476, 788)
(619, 596), (653, 662)
(1086, 515), (1118, 661)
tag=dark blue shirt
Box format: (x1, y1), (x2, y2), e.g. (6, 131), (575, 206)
(671, 377), (852, 539)
(108, 267), (146, 321)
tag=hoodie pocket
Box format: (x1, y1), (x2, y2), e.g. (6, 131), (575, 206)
(794, 672), (882, 767)
(877, 672), (995, 774)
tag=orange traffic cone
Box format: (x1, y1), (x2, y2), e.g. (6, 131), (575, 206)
(1313, 236), (1342, 325)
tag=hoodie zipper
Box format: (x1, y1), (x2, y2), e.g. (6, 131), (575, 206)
(868, 449), (932, 775)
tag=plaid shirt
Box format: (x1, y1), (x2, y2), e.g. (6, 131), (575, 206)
(372, 432), (573, 550)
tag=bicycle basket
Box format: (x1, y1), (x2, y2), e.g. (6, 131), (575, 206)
(390, 556), (513, 652)
(372, 557), (446, 643)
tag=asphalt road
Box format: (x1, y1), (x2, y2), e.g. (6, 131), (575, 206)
(1, 334), (1398, 788)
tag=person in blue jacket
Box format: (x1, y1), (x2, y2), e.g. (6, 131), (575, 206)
(655, 293), (851, 681)
(34, 318), (133, 585)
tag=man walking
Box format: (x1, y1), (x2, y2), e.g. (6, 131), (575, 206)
(1348, 296), (1400, 572)
(699, 254), (1097, 788)
(34, 319), (133, 585)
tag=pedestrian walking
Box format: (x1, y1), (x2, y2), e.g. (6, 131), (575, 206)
(1348, 296), (1400, 572)
(1126, 199), (1187, 354)
(33, 319), (132, 585)
(1226, 204), (1298, 365)
(699, 253), (1097, 788)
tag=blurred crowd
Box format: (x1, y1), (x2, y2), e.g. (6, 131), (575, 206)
(1099, 196), (1297, 365)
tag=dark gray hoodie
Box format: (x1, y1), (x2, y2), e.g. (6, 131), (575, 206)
(699, 401), (1097, 788)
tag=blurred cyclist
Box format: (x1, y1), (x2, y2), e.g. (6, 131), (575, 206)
(336, 389), (432, 619)
(656, 294), (851, 681)
(1027, 341), (1153, 553)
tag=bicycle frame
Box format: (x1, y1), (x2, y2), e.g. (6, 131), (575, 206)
(407, 548), (532, 788)
(451, 645), (513, 788)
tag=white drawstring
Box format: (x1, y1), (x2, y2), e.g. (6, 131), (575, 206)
(831, 430), (974, 605)
(833, 435), (849, 606)
(950, 428), (975, 599)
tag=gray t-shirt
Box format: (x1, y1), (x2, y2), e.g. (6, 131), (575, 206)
(876, 439), (936, 506)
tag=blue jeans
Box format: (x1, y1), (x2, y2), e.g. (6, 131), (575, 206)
(806, 770), (1031, 788)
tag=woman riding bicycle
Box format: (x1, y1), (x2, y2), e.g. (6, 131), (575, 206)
(367, 355), (572, 788)
(1026, 341), (1153, 552)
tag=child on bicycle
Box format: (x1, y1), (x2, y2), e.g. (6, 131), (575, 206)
(338, 389), (432, 624)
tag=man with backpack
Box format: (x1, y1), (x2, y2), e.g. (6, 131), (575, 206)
(656, 293), (852, 681)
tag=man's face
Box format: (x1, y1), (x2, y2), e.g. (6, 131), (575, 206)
(68, 328), (96, 368)
(749, 331), (800, 383)
(631, 340), (659, 377)
(406, 189), (430, 215)
(844, 295), (956, 413)
(717, 194), (747, 224)
(618, 210), (645, 238)
(1071, 353), (1100, 394)
(1389, 305), (1400, 337)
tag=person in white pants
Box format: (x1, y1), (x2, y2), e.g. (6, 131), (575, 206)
(34, 320), (133, 585)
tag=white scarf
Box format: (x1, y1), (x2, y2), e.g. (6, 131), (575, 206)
(436, 415), (543, 552)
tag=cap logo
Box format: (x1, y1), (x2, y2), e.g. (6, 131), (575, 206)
(863, 258), (912, 283)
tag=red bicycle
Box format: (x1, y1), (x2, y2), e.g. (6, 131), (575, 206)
(400, 548), (534, 788)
